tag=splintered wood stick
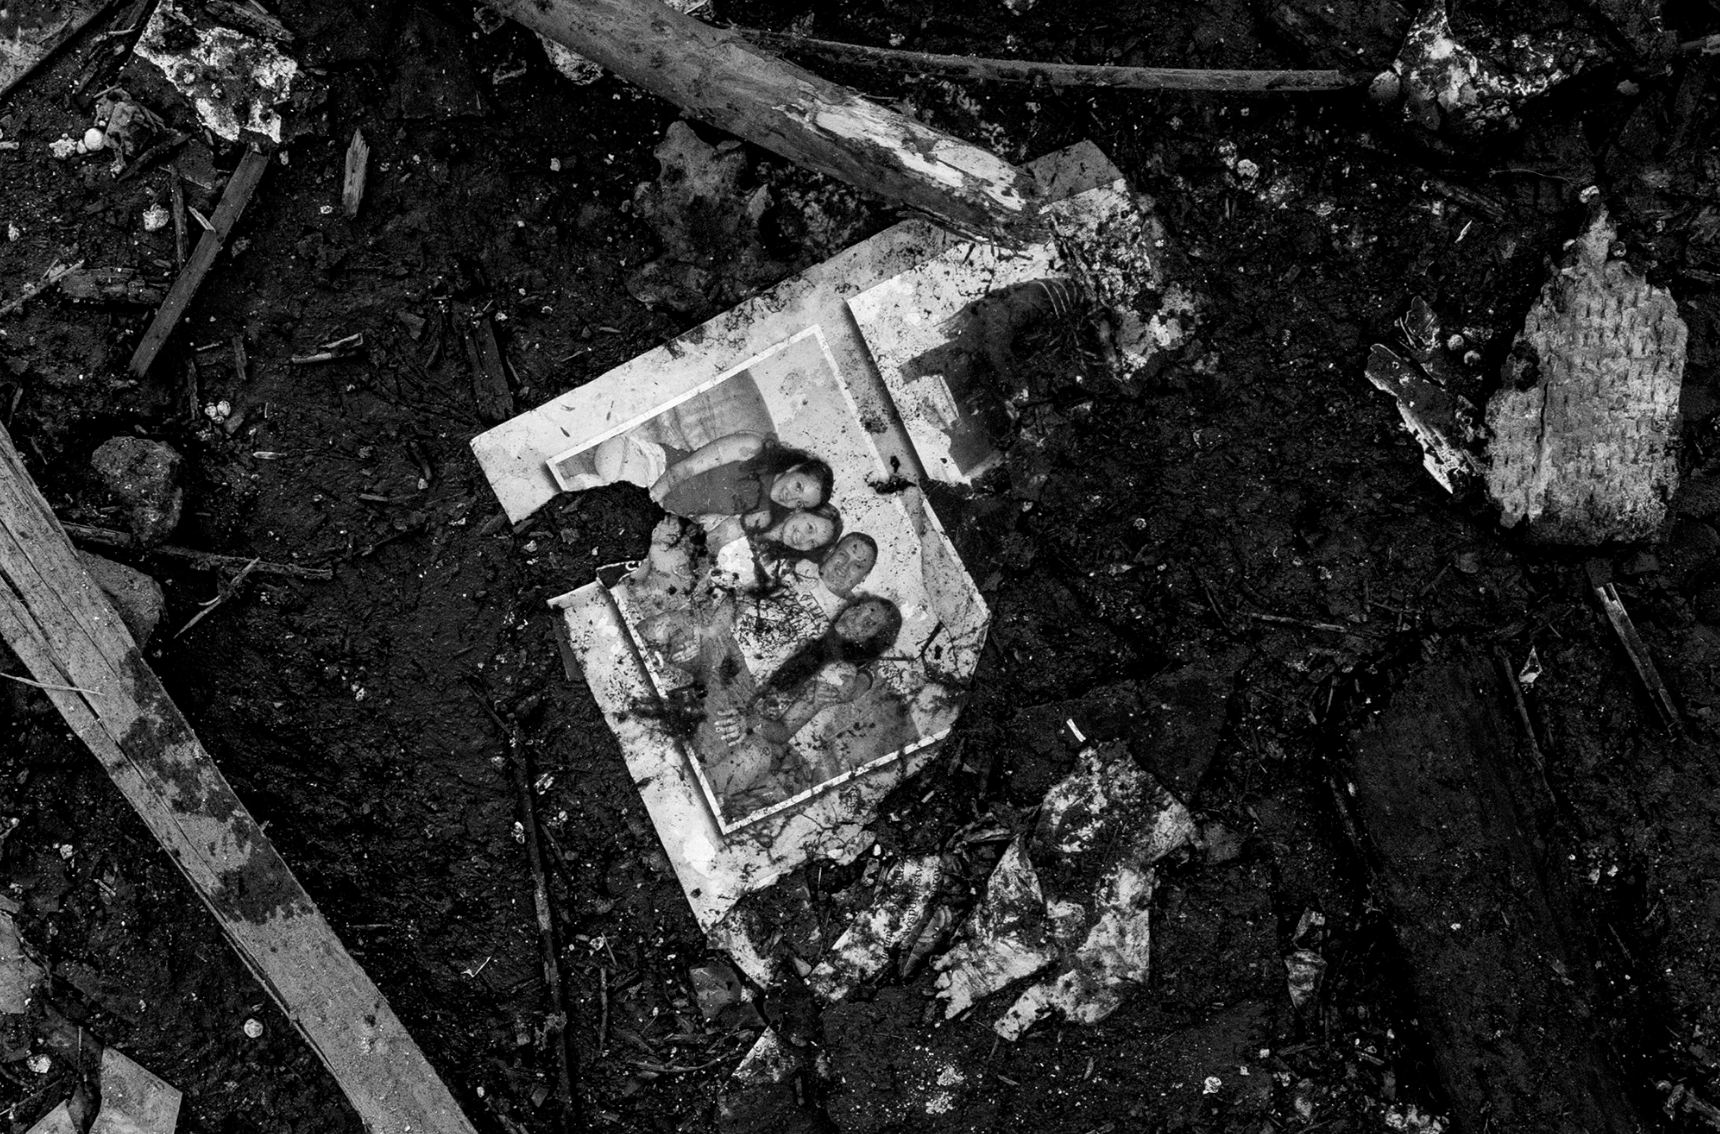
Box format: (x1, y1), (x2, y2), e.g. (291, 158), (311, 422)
(129, 147), (270, 377)
(343, 128), (369, 218)
(0, 261), (81, 318)
(735, 27), (1363, 91)
(168, 166), (188, 268)
(59, 521), (334, 581)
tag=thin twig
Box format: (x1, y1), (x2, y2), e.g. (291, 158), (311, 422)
(0, 671), (104, 697)
(465, 677), (583, 1132)
(1240, 610), (1351, 634)
(733, 27), (1364, 91)
(0, 261), (81, 318)
(59, 522), (334, 581)
(174, 556), (261, 637)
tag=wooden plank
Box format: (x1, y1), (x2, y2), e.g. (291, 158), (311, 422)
(129, 149), (270, 377)
(0, 421), (478, 1134)
(1346, 645), (1639, 1134)
(486, 0), (1042, 243)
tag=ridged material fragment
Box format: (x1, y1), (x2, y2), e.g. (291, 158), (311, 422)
(1485, 205), (1686, 544)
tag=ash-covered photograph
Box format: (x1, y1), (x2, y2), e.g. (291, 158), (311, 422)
(547, 326), (982, 828)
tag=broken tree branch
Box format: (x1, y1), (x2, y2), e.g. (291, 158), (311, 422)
(734, 28), (1363, 92)
(483, 0), (1042, 243)
(129, 147), (270, 377)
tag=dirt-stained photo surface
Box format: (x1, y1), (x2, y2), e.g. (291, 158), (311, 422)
(2, 1), (1719, 1133)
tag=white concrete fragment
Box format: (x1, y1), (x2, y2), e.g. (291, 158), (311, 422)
(88, 1048), (181, 1134)
(0, 905), (45, 1013)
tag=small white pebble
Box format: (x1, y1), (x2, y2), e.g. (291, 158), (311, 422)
(243, 1017), (264, 1038)
(549, 157), (561, 172)
(26, 1053), (51, 1074)
(142, 204), (170, 232)
(83, 127), (106, 152)
(319, 204), (334, 216)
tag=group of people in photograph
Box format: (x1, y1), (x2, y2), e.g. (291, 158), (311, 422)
(617, 431), (917, 820)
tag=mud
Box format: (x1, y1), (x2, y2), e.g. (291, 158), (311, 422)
(2, 0), (1719, 1132)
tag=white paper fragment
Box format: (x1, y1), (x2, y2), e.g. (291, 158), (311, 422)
(809, 854), (951, 1002)
(995, 862), (1156, 1038)
(932, 839), (1061, 1018)
(136, 0), (299, 143)
(989, 747), (1194, 1037)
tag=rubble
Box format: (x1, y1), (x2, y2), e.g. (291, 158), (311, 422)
(90, 437), (184, 547)
(1486, 200), (1686, 544)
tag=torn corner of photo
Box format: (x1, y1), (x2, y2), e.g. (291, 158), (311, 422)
(469, 141), (1146, 936)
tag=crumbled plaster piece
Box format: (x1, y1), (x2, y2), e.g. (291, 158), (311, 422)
(136, 0), (299, 143)
(1486, 202), (1686, 544)
(1372, 0), (1604, 140)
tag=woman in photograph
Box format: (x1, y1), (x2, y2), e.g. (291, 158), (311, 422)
(630, 508), (845, 673)
(701, 594), (909, 813)
(649, 431), (834, 530)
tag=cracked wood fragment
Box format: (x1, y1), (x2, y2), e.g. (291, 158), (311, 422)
(343, 128), (369, 218)
(1485, 202), (1686, 544)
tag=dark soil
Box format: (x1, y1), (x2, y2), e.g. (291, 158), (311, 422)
(3, 0), (1720, 1132)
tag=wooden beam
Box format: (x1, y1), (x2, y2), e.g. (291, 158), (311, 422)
(486, 0), (1043, 244)
(0, 421), (478, 1134)
(1346, 647), (1640, 1134)
(129, 148), (270, 377)
(734, 29), (1363, 92)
